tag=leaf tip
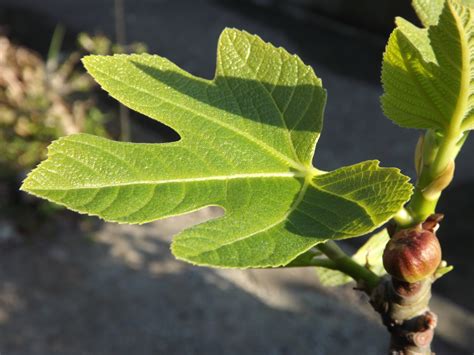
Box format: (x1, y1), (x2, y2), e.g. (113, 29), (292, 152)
(19, 178), (30, 194)
(19, 159), (46, 195)
(81, 54), (98, 71)
(219, 27), (244, 42)
(81, 54), (119, 76)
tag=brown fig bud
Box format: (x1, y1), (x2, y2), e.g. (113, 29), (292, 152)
(383, 228), (441, 283)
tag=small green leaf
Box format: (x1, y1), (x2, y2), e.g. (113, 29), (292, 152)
(316, 229), (390, 287)
(382, 0), (474, 132)
(434, 262), (454, 279)
(316, 265), (351, 287)
(22, 29), (413, 268)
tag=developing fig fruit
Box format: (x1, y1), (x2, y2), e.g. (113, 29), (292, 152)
(383, 228), (442, 283)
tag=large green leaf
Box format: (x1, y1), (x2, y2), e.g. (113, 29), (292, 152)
(22, 29), (412, 268)
(382, 0), (474, 132)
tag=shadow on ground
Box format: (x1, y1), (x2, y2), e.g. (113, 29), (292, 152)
(0, 208), (468, 355)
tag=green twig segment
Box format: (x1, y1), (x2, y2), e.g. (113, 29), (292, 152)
(408, 130), (468, 223)
(316, 240), (380, 291)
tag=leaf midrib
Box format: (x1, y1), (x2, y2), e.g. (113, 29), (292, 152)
(25, 171), (305, 191)
(448, 0), (471, 133)
(222, 34), (302, 164)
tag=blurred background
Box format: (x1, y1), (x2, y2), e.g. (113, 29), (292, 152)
(0, 0), (473, 354)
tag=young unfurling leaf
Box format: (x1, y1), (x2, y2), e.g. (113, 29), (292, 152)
(382, 0), (474, 132)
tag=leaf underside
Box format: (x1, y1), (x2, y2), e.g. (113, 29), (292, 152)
(412, 0), (445, 27)
(382, 0), (474, 132)
(22, 29), (412, 268)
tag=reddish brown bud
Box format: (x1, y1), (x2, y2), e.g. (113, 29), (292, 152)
(421, 213), (443, 232)
(383, 228), (441, 283)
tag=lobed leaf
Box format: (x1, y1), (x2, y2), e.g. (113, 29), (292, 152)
(22, 29), (413, 268)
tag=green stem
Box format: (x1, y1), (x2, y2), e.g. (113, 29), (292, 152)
(383, 128), (469, 353)
(407, 129), (468, 223)
(393, 207), (414, 228)
(47, 24), (65, 64)
(316, 240), (380, 291)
